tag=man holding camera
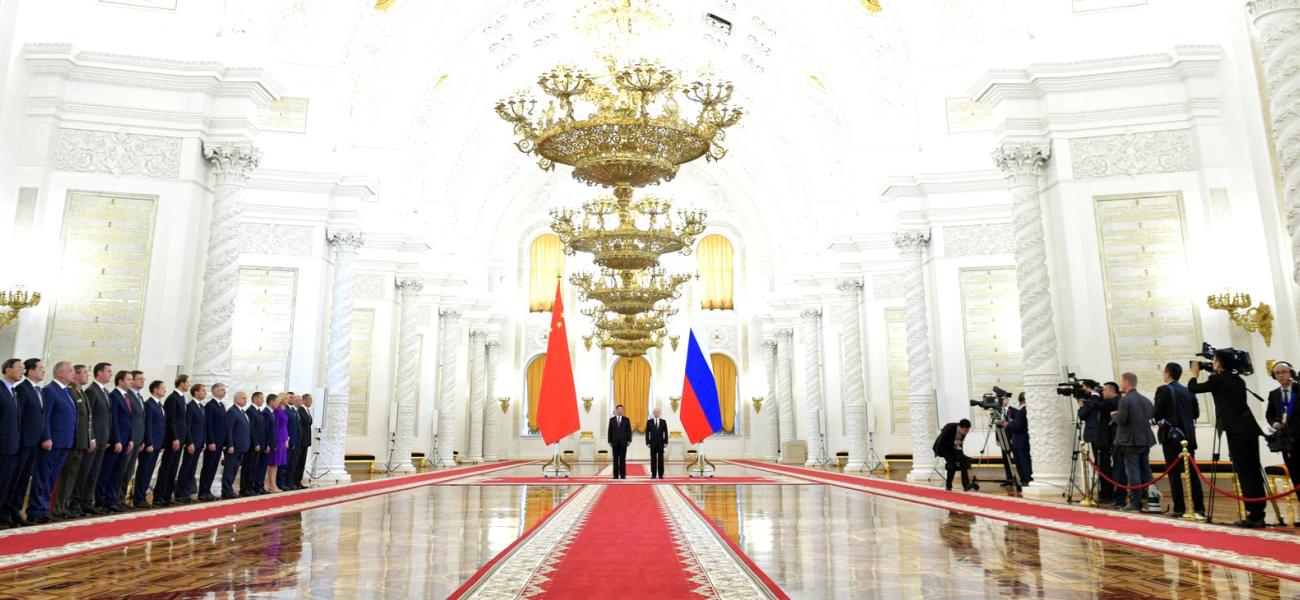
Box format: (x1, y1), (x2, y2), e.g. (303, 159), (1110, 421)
(933, 419), (977, 492)
(1077, 379), (1116, 504)
(1153, 362), (1204, 517)
(1112, 372), (1156, 511)
(1005, 393), (1032, 485)
(1189, 349), (1266, 528)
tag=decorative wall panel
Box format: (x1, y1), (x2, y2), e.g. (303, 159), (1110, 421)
(46, 191), (156, 370)
(347, 309), (375, 436)
(230, 267), (297, 394)
(885, 308), (911, 434)
(52, 129), (181, 178)
(943, 223), (1013, 257)
(959, 268), (1024, 425)
(239, 223), (315, 256)
(871, 273), (903, 300)
(1069, 130), (1195, 179)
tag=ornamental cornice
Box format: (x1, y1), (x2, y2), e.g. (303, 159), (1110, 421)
(878, 170), (1007, 201)
(970, 46), (1221, 106)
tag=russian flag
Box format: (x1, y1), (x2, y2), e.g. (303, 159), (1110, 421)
(679, 330), (724, 444)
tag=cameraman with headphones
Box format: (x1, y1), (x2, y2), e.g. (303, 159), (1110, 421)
(1189, 349), (1266, 528)
(1267, 361), (1300, 525)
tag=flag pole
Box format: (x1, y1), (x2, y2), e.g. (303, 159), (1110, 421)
(542, 443), (569, 478)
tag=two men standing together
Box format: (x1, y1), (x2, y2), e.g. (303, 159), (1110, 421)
(606, 405), (670, 480)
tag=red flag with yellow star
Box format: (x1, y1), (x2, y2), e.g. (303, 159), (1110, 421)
(538, 282), (579, 445)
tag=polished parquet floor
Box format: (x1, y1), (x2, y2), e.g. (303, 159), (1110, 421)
(1, 462), (1296, 599)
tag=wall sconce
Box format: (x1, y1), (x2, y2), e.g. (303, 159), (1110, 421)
(582, 396), (593, 413)
(497, 396), (511, 414)
(751, 396), (764, 413)
(670, 395), (681, 412)
(583, 334), (593, 351)
(669, 335), (680, 351)
(1207, 291), (1274, 346)
(0, 288), (40, 329)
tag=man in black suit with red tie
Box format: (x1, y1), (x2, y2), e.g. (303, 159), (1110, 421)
(645, 407), (668, 479)
(607, 404), (632, 480)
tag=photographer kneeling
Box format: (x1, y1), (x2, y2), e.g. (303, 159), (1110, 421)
(1188, 349), (1266, 528)
(933, 419), (978, 492)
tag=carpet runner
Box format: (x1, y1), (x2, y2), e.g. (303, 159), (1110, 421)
(451, 484), (786, 599)
(733, 460), (1300, 582)
(0, 461), (526, 571)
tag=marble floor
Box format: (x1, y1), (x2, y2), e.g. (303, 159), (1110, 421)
(0, 461), (1295, 599)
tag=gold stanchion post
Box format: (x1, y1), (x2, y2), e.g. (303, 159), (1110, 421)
(1079, 439), (1097, 507)
(1179, 440), (1203, 521)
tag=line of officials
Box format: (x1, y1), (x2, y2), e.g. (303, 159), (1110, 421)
(0, 358), (314, 529)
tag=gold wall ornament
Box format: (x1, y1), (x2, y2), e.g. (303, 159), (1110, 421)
(579, 430), (595, 440)
(669, 335), (679, 351)
(670, 395), (680, 412)
(497, 396), (511, 414)
(669, 430), (682, 440)
(374, 0), (396, 10)
(582, 396), (594, 413)
(752, 396), (764, 413)
(1207, 291), (1274, 346)
(859, 0), (882, 13)
(0, 289), (40, 329)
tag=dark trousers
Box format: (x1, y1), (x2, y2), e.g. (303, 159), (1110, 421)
(1226, 432), (1266, 522)
(117, 445), (141, 506)
(277, 446), (297, 489)
(240, 450), (259, 494)
(53, 448), (88, 515)
(649, 448), (665, 479)
(6, 447), (36, 521)
(1109, 445), (1128, 505)
(1091, 444), (1114, 501)
(1161, 441), (1204, 513)
(74, 446), (107, 511)
(255, 451), (270, 490)
(999, 449), (1015, 482)
(199, 448), (223, 496)
(29, 449), (69, 518)
(154, 447), (183, 502)
(610, 444), (627, 479)
(941, 451), (971, 489)
(1283, 449), (1300, 489)
(132, 450), (159, 505)
(293, 444), (310, 486)
(221, 451), (243, 497)
(96, 448), (122, 508)
(176, 449), (201, 498)
(1012, 443), (1033, 484)
(0, 453), (21, 525)
(1120, 446), (1154, 508)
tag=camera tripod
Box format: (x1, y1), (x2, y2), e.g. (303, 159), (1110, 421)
(1064, 417), (1094, 505)
(978, 408), (1021, 491)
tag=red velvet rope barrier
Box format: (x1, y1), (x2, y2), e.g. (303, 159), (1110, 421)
(1083, 450), (1182, 490)
(1188, 456), (1300, 503)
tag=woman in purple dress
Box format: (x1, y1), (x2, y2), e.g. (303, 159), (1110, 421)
(266, 394), (290, 493)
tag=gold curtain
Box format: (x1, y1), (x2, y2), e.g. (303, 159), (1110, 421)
(529, 234), (565, 312)
(613, 357), (651, 432)
(711, 354), (737, 433)
(526, 356), (546, 433)
(698, 234), (734, 310)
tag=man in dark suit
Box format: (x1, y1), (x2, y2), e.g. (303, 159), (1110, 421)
(101, 370), (140, 512)
(257, 394), (274, 493)
(133, 381), (168, 509)
(241, 392), (265, 496)
(153, 374), (190, 507)
(1077, 379), (1116, 504)
(1113, 372), (1156, 511)
(74, 363), (113, 515)
(1154, 362), (1203, 516)
(199, 383), (228, 501)
(278, 392), (300, 490)
(53, 365), (95, 518)
(645, 407), (668, 479)
(114, 370), (147, 510)
(292, 393), (313, 489)
(1005, 393), (1033, 485)
(1267, 361), (1300, 518)
(174, 383), (207, 503)
(8, 358), (45, 525)
(607, 404), (632, 480)
(28, 361), (78, 523)
(933, 419), (975, 491)
(222, 391), (251, 499)
(0, 359), (24, 529)
(1190, 350), (1266, 527)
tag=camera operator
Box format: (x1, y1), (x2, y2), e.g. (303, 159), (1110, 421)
(1077, 379), (1115, 503)
(1266, 361), (1299, 525)
(1112, 372), (1156, 511)
(1189, 350), (1266, 528)
(1005, 392), (1032, 484)
(1101, 382), (1129, 508)
(994, 395), (1016, 485)
(1153, 362), (1204, 517)
(933, 419), (977, 492)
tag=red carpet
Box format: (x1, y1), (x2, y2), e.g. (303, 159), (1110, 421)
(0, 461), (525, 571)
(461, 475), (797, 485)
(734, 460), (1300, 581)
(624, 463), (647, 477)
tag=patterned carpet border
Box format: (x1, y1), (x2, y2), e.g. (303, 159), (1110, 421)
(656, 486), (788, 600)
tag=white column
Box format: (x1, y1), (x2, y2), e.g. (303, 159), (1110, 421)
(894, 230), (938, 481)
(775, 328), (796, 454)
(800, 309), (826, 466)
(993, 142), (1070, 489)
(436, 309), (462, 467)
(483, 340), (502, 461)
(837, 280), (869, 472)
(193, 143), (260, 384)
(466, 330), (487, 464)
(761, 339), (780, 461)
(388, 278), (424, 473)
(315, 230), (366, 483)
(1248, 2), (1300, 303)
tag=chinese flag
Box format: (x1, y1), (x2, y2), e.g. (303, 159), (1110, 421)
(537, 282), (580, 445)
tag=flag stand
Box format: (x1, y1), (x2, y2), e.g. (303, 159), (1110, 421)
(542, 443), (570, 478)
(687, 440), (716, 478)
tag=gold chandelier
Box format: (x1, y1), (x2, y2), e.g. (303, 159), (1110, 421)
(0, 288), (40, 329)
(570, 267), (691, 316)
(550, 186), (706, 271)
(585, 305), (676, 339)
(575, 0), (671, 48)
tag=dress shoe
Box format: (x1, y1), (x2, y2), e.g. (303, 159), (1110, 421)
(944, 484), (953, 491)
(1120, 504), (1141, 512)
(963, 483), (979, 492)
(220, 493), (237, 500)
(68, 509), (85, 518)
(197, 494), (215, 502)
(29, 515), (51, 525)
(1233, 519), (1265, 529)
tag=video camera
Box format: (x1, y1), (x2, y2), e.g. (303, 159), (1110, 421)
(969, 386), (1012, 411)
(1193, 342), (1254, 376)
(1055, 372), (1098, 399)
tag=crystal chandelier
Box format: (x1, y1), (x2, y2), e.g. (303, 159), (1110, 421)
(575, 0), (671, 49)
(550, 186), (706, 271)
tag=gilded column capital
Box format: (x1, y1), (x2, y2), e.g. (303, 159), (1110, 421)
(202, 142), (261, 181)
(992, 142), (1051, 179)
(395, 278), (424, 296)
(327, 230), (366, 252)
(892, 230), (931, 254)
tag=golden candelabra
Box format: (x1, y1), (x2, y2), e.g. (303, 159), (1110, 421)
(1207, 291), (1274, 346)
(668, 335), (679, 351)
(550, 186), (706, 271)
(0, 289), (40, 329)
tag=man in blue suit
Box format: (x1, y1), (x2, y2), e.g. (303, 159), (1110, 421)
(278, 392), (300, 490)
(241, 392), (264, 496)
(27, 361), (78, 523)
(174, 383), (207, 503)
(199, 383), (228, 501)
(8, 359), (46, 525)
(0, 359), (24, 529)
(132, 380), (167, 509)
(153, 374), (189, 507)
(222, 391), (251, 499)
(97, 370), (134, 512)
(1006, 393), (1033, 485)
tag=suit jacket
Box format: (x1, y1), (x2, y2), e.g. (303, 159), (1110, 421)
(42, 382), (78, 450)
(285, 405), (301, 448)
(70, 384), (92, 450)
(87, 382), (112, 448)
(205, 400), (228, 448)
(247, 405), (265, 450)
(226, 405), (251, 454)
(607, 416), (632, 446)
(1006, 405), (1030, 447)
(1189, 373), (1261, 436)
(644, 417), (668, 450)
(261, 406), (275, 448)
(142, 397), (165, 451)
(129, 391), (146, 444)
(1114, 390), (1156, 447)
(0, 382), (20, 455)
(16, 379), (44, 448)
(1078, 393), (1115, 447)
(1153, 382), (1199, 450)
(185, 400), (205, 449)
(163, 391), (189, 445)
(297, 406), (313, 447)
(109, 389), (130, 446)
(933, 422), (964, 457)
(1266, 382), (1300, 441)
